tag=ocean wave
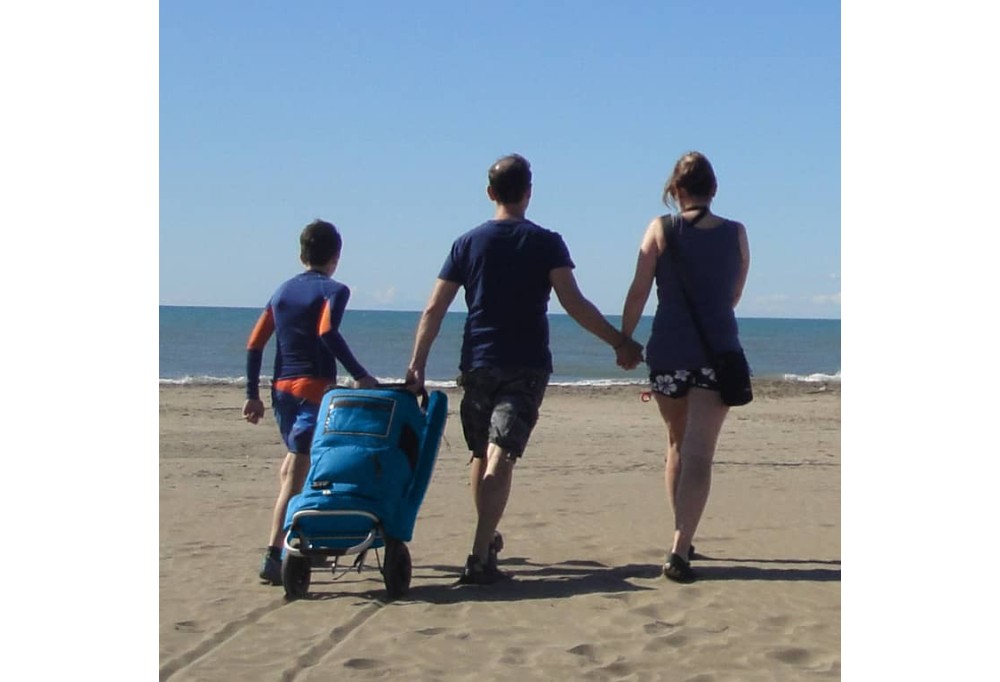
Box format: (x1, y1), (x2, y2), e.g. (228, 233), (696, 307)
(160, 375), (248, 386)
(161, 374), (837, 388)
(157, 375), (455, 388)
(781, 371), (841, 383)
(549, 378), (646, 387)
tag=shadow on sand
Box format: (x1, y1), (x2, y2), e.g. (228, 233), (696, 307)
(401, 558), (660, 604)
(295, 554), (840, 603)
(688, 554), (841, 583)
(296, 558), (658, 604)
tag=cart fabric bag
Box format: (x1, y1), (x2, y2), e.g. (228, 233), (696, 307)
(283, 387), (445, 542)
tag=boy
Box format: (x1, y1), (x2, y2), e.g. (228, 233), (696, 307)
(243, 219), (377, 585)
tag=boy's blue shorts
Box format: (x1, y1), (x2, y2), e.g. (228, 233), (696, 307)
(271, 389), (320, 455)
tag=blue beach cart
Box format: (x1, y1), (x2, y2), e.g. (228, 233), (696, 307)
(280, 385), (447, 600)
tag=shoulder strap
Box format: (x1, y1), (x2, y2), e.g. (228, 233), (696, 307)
(664, 214), (717, 360)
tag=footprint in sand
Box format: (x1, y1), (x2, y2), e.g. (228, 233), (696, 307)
(566, 643), (599, 663)
(499, 646), (528, 665)
(641, 620), (678, 635)
(343, 658), (382, 670)
(767, 647), (814, 665)
(416, 627), (447, 636)
(642, 634), (689, 652)
(173, 620), (202, 633)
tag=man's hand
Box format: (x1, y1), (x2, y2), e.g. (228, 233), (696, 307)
(242, 398), (265, 424)
(404, 367), (425, 395)
(354, 375), (378, 389)
(615, 338), (644, 370)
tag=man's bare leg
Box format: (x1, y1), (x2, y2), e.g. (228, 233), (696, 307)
(471, 442), (515, 565)
(469, 451), (486, 512)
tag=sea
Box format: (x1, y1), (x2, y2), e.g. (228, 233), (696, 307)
(160, 306), (840, 388)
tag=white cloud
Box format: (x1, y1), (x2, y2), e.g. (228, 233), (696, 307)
(756, 294), (791, 302)
(371, 287), (397, 305)
(741, 292), (841, 319)
(811, 292), (841, 306)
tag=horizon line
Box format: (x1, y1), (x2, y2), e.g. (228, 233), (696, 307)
(158, 303), (840, 322)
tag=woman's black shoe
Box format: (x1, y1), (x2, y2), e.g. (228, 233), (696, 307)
(663, 552), (696, 584)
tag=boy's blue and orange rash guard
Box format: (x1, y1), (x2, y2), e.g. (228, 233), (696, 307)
(245, 271), (369, 404)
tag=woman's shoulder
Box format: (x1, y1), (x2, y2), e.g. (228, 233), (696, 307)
(716, 215), (746, 231)
(700, 216), (745, 239)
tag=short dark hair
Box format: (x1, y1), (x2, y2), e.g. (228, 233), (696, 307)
(299, 219), (342, 266)
(488, 154), (532, 205)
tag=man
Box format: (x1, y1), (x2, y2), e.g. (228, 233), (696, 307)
(243, 219), (377, 585)
(405, 154), (643, 584)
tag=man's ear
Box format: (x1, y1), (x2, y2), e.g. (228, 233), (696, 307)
(486, 185), (497, 202)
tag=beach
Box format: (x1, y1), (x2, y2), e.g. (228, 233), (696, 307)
(159, 380), (840, 681)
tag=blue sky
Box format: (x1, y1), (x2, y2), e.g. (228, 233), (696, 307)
(160, 0), (840, 319)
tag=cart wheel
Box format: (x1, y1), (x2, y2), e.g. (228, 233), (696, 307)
(383, 538), (411, 599)
(282, 554), (311, 600)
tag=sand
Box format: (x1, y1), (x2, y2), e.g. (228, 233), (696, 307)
(159, 380), (840, 681)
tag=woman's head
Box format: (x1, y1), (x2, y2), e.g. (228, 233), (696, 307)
(662, 151), (717, 208)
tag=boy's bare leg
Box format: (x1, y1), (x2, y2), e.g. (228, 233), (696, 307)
(268, 451), (310, 548)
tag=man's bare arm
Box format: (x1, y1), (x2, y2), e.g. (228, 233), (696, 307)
(406, 278), (461, 390)
(550, 267), (643, 369)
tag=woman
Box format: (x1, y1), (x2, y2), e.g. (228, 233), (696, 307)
(620, 151), (750, 583)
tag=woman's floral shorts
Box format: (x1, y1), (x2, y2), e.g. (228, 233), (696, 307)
(649, 368), (719, 398)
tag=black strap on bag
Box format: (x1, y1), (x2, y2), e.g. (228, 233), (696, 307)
(663, 213), (753, 406)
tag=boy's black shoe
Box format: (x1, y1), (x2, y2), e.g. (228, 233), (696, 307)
(258, 548), (282, 585)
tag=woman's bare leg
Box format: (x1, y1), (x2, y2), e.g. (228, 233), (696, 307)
(653, 393), (687, 516)
(669, 388), (729, 559)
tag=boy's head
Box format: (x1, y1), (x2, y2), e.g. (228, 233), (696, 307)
(300, 219), (342, 268)
(487, 154), (532, 206)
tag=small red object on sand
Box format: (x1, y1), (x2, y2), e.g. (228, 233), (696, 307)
(640, 391), (652, 402)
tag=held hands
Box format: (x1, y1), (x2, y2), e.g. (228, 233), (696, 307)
(614, 336), (644, 370)
(242, 398), (265, 424)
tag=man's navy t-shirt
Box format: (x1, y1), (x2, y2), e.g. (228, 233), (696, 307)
(438, 219), (575, 373)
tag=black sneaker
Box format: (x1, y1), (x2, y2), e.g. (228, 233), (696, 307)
(259, 551), (282, 585)
(458, 554), (510, 585)
(663, 552), (696, 584)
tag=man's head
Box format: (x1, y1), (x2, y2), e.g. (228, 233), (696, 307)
(299, 219), (342, 269)
(487, 154), (532, 206)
